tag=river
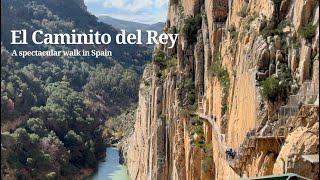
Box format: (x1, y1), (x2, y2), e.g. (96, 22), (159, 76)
(87, 147), (130, 180)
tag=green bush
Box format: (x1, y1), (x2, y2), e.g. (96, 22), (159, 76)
(227, 25), (238, 40)
(189, 116), (204, 140)
(261, 77), (289, 102)
(195, 139), (205, 148)
(183, 14), (202, 44)
(299, 22), (317, 40)
(154, 50), (166, 65)
(154, 51), (177, 68)
(154, 53), (178, 79)
(189, 119), (205, 149)
(166, 56), (178, 68)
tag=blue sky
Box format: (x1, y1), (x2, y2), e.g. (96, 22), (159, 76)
(84, 0), (168, 24)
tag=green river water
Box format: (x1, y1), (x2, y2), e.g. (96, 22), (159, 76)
(87, 147), (130, 180)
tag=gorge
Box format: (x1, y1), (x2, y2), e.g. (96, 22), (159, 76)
(1, 0), (319, 179)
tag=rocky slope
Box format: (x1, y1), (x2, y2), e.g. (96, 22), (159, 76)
(126, 0), (319, 179)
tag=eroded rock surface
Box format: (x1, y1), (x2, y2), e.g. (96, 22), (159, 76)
(127, 0), (319, 179)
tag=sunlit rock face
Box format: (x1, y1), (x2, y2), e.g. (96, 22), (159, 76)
(127, 0), (319, 179)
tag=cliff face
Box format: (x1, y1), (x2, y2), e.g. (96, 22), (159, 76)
(127, 0), (319, 179)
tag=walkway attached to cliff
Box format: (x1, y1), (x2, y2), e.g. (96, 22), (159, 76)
(194, 111), (240, 172)
(195, 81), (319, 175)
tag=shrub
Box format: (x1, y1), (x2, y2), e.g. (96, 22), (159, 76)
(183, 14), (202, 44)
(154, 53), (178, 79)
(156, 71), (163, 78)
(227, 25), (238, 40)
(261, 77), (289, 102)
(154, 50), (165, 65)
(166, 56), (177, 68)
(222, 104), (228, 115)
(189, 119), (205, 149)
(299, 22), (317, 40)
(154, 51), (177, 69)
(195, 138), (205, 148)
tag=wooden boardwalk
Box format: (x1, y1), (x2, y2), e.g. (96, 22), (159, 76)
(195, 111), (287, 175)
(195, 112), (239, 172)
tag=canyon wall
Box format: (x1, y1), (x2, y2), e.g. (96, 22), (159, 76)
(127, 0), (319, 179)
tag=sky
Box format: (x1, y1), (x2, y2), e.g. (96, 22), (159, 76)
(84, 0), (169, 24)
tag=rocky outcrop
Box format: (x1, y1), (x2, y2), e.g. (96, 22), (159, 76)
(273, 106), (319, 179)
(127, 0), (319, 179)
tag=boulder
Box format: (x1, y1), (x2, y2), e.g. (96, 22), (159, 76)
(257, 49), (270, 70)
(298, 43), (312, 84)
(274, 35), (281, 50)
(276, 50), (285, 63)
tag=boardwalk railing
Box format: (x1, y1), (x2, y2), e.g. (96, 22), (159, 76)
(279, 81), (318, 120)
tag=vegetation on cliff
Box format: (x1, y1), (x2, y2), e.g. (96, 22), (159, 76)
(183, 14), (203, 44)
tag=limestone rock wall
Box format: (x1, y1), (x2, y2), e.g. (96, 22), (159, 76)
(127, 0), (319, 179)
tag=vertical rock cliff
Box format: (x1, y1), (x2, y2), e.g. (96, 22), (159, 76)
(127, 0), (319, 179)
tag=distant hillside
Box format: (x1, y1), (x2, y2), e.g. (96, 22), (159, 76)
(98, 16), (165, 47)
(98, 15), (165, 33)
